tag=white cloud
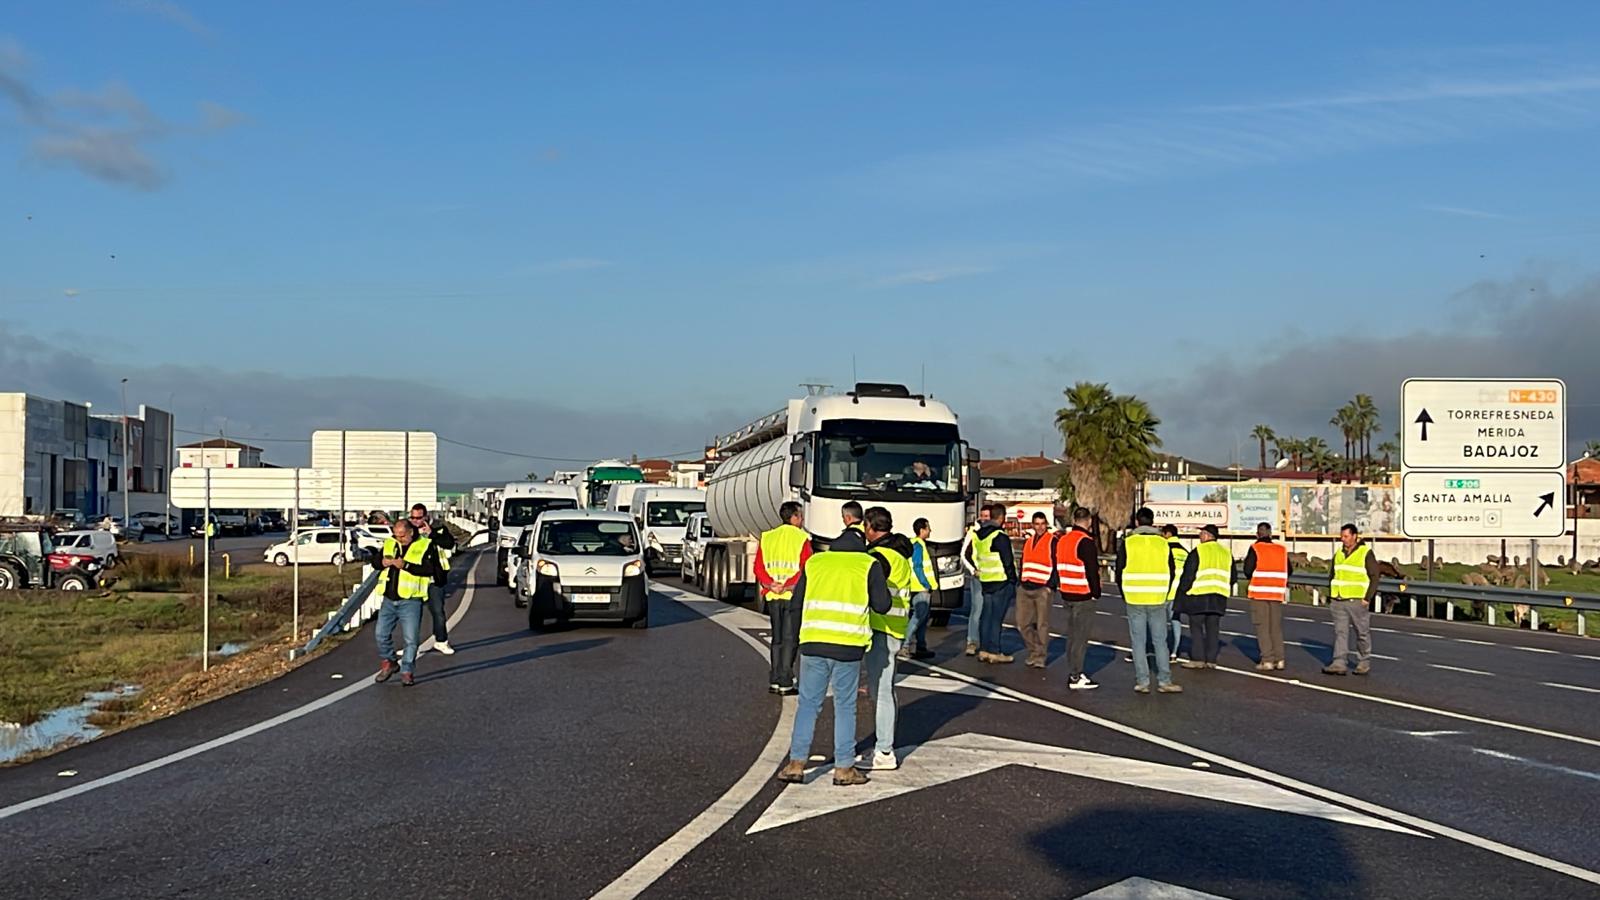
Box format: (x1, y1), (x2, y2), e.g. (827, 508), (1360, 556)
(118, 1), (215, 40)
(871, 265), (992, 287)
(62, 288), (80, 297)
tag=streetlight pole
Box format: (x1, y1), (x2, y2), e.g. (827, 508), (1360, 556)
(120, 378), (130, 529)
(166, 392), (175, 538)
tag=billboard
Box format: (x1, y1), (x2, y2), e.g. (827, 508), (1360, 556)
(1146, 501), (1229, 528)
(1145, 481), (1397, 537)
(1287, 484), (1399, 537)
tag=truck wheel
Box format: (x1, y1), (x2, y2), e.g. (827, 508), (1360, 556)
(930, 611), (952, 628)
(0, 563), (19, 590)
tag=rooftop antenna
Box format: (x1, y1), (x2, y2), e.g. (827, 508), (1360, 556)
(851, 355), (858, 387)
(921, 362), (925, 396)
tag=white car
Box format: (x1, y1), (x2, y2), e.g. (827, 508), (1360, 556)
(98, 517), (144, 542)
(54, 530), (120, 566)
(515, 510), (648, 629)
(264, 528), (364, 566)
(132, 511), (179, 537)
(680, 511), (712, 587)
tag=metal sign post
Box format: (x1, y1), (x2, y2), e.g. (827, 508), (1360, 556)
(202, 467), (211, 672)
(292, 469), (301, 642)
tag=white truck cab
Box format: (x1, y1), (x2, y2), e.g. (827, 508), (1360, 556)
(494, 482), (583, 585)
(628, 486), (706, 576)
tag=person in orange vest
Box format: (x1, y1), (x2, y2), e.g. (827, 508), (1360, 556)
(1056, 506), (1102, 690)
(1016, 512), (1057, 668)
(1243, 521), (1292, 671)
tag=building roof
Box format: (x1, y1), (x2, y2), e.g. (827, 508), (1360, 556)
(1570, 457), (1600, 485)
(980, 455), (1058, 476)
(179, 438), (262, 451)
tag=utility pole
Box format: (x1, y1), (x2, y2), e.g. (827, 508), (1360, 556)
(120, 378), (130, 529)
(165, 392), (175, 538)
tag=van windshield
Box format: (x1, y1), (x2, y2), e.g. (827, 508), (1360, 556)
(503, 497), (578, 527)
(646, 501), (705, 527)
(538, 521), (638, 556)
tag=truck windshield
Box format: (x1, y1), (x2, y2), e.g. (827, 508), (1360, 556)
(538, 521), (638, 556)
(646, 501), (705, 527)
(503, 498), (578, 528)
(813, 419), (962, 498)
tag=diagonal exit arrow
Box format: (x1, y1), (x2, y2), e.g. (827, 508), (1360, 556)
(749, 733), (1422, 836)
(1534, 492), (1555, 517)
(1414, 408), (1434, 441)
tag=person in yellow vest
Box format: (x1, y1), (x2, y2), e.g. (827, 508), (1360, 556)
(1162, 525), (1188, 662)
(841, 500), (865, 535)
(1174, 524), (1232, 669)
(409, 503), (457, 655)
(863, 506), (915, 771)
(960, 504), (993, 656)
(1324, 523), (1379, 676)
(1243, 521), (1292, 671)
(372, 519), (445, 687)
(757, 501), (814, 695)
(897, 517), (937, 662)
(775, 524), (891, 787)
(1116, 507), (1181, 694)
(964, 502), (1018, 663)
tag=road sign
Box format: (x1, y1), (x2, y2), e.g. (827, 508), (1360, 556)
(1146, 501), (1229, 529)
(1401, 378), (1565, 471)
(311, 430), (437, 510)
(171, 467), (338, 509)
(1400, 471), (1567, 538)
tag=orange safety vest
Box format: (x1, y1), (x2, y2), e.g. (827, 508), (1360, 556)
(1247, 541), (1289, 602)
(1055, 530), (1093, 596)
(1020, 532), (1054, 586)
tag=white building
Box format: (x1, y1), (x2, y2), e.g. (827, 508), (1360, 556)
(177, 438), (263, 469)
(0, 393), (172, 518)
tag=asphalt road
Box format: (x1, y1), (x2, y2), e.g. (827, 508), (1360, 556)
(2, 555), (1597, 899)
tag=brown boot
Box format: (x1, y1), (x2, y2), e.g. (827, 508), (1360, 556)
(775, 759), (806, 784)
(832, 766), (869, 786)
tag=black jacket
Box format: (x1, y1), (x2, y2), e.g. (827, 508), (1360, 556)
(1174, 546), (1229, 616)
(371, 538), (446, 601)
(1062, 526), (1102, 600)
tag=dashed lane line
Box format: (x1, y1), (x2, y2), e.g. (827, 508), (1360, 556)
(1430, 664), (1493, 677)
(1542, 683), (1600, 695)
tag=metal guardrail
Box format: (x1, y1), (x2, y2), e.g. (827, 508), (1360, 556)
(294, 565), (382, 658)
(1286, 572), (1600, 612)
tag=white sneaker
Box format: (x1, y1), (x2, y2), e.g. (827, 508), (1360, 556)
(434, 641), (456, 655)
(1069, 674), (1099, 691)
(871, 750), (898, 771)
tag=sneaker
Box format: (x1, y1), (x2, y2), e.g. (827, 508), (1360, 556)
(832, 767), (869, 786)
(870, 750), (898, 771)
(1204, 662), (1218, 670)
(434, 641), (455, 656)
(1026, 657), (1046, 669)
(1274, 661), (1285, 671)
(991, 652), (1014, 663)
(1254, 661), (1274, 672)
(1353, 662), (1371, 676)
(911, 649), (935, 661)
(964, 642), (978, 657)
(896, 647), (912, 661)
(401, 672), (415, 687)
(768, 683), (782, 695)
(1068, 674), (1099, 691)
(1322, 664), (1349, 676)
(1180, 659), (1207, 670)
(776, 760), (806, 783)
(1169, 653), (1179, 663)
(777, 685), (798, 696)
(1123, 654), (1134, 664)
(1156, 683), (1184, 694)
(1134, 683), (1151, 694)
(374, 659), (397, 683)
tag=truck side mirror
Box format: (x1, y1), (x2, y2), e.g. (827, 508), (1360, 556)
(788, 458), (808, 490)
(966, 464), (982, 493)
(789, 436), (808, 456)
(965, 446), (982, 464)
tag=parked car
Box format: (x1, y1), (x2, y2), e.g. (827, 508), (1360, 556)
(191, 514), (219, 538)
(99, 516), (144, 542)
(51, 508), (88, 530)
(263, 528), (368, 566)
(515, 509), (648, 629)
(214, 509), (251, 536)
(132, 511), (179, 537)
(680, 511), (712, 587)
(53, 530), (120, 567)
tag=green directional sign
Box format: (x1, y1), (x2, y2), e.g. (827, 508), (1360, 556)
(1444, 478), (1480, 489)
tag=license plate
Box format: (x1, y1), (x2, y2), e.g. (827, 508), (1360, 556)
(570, 593), (610, 604)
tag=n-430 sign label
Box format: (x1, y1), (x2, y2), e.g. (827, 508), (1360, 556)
(1401, 378), (1566, 471)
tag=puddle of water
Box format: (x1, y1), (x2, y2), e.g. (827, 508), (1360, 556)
(0, 684), (142, 764)
(188, 641), (250, 659)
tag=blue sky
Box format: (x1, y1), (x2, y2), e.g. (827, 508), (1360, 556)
(4, 2), (1600, 478)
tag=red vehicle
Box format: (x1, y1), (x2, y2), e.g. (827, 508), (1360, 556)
(45, 550), (113, 591)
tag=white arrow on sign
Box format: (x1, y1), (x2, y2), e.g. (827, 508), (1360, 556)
(749, 732), (1422, 836)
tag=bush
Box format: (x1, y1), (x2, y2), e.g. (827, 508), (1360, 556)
(116, 554), (198, 592)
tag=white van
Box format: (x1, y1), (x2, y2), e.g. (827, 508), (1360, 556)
(628, 486), (706, 576)
(54, 530), (120, 566)
(604, 482), (649, 515)
(679, 511), (713, 586)
(514, 509), (648, 628)
(495, 482), (583, 585)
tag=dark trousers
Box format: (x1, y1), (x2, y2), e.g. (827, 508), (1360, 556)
(426, 583), (449, 643)
(1191, 613), (1222, 663)
(1062, 599), (1096, 678)
(769, 598), (800, 688)
(978, 583), (1016, 654)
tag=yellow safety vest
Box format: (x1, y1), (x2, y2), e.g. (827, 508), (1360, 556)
(377, 536), (434, 600)
(1121, 533), (1171, 606)
(759, 523), (810, 602)
(797, 552), (875, 649)
(1190, 541), (1233, 597)
(869, 544), (913, 640)
(1166, 540), (1190, 601)
(1331, 544), (1372, 600)
(972, 529), (1007, 583)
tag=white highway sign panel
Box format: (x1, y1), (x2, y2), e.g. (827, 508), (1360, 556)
(171, 467), (338, 510)
(1401, 378), (1565, 470)
(1401, 471), (1567, 538)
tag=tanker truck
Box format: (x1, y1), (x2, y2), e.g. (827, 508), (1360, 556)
(699, 383), (980, 625)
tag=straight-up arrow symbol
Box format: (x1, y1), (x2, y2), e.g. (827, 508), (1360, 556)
(1414, 408), (1434, 441)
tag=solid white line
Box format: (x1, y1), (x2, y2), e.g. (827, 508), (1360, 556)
(0, 551), (486, 823)
(1430, 664), (1494, 677)
(1543, 682), (1600, 694)
(903, 660), (1600, 885)
(592, 587), (792, 900)
(1578, 655), (1600, 663)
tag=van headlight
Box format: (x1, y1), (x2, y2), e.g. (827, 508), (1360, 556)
(537, 560), (559, 577)
(623, 560), (643, 578)
(935, 555), (960, 575)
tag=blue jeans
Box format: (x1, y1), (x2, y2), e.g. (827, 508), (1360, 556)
(905, 591), (931, 651)
(865, 632), (903, 755)
(965, 577), (984, 644)
(978, 583), (1015, 654)
(1127, 602), (1174, 687)
(376, 596), (425, 674)
(789, 654), (862, 769)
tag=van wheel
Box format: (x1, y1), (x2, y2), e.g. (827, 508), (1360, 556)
(331, 553), (345, 566)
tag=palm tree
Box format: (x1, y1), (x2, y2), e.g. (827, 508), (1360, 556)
(1376, 437), (1401, 469)
(1586, 439), (1600, 458)
(1055, 381), (1163, 535)
(1351, 394), (1380, 469)
(1331, 406), (1356, 477)
(1276, 437), (1303, 469)
(1250, 424), (1276, 469)
(1301, 436), (1331, 481)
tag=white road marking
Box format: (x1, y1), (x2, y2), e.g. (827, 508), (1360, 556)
(1373, 627), (1400, 633)
(1430, 664), (1493, 677)
(1456, 639), (1497, 646)
(901, 660), (1600, 885)
(1404, 730), (1466, 738)
(1469, 748), (1600, 784)
(0, 551), (487, 823)
(1079, 877), (1233, 900)
(1288, 616), (1315, 623)
(899, 674), (1018, 701)
(1513, 646), (1559, 654)
(592, 588), (794, 900)
(1578, 655), (1600, 662)
(1216, 627), (1400, 661)
(1411, 633), (1446, 639)
(1543, 682), (1600, 694)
